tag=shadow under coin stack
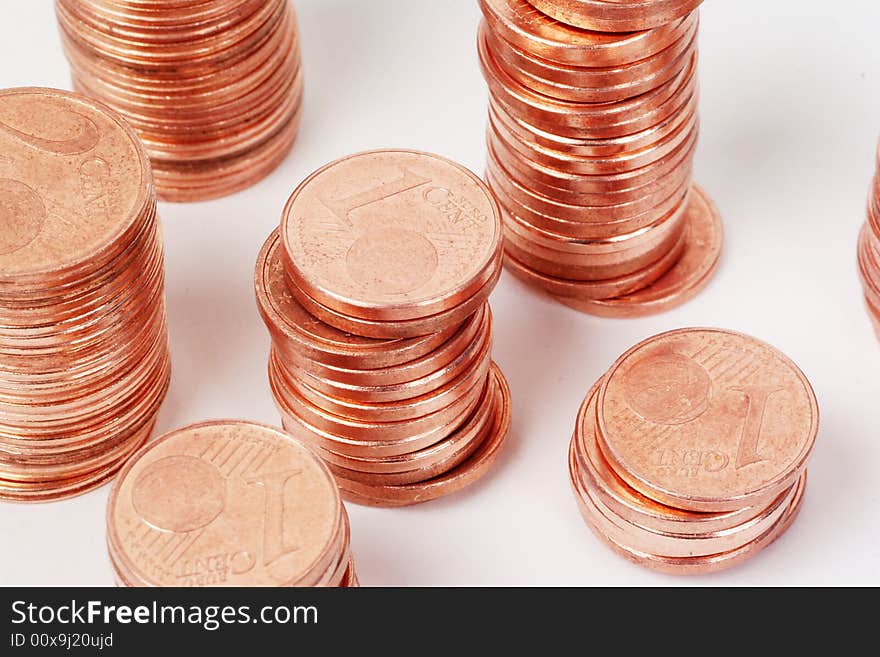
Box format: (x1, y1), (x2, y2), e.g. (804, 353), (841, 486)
(857, 141), (880, 338)
(477, 0), (723, 317)
(569, 328), (818, 573)
(0, 87), (170, 502)
(256, 150), (512, 507)
(107, 421), (357, 586)
(55, 0), (303, 202)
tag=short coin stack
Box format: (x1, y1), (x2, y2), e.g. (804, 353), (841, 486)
(55, 0), (303, 202)
(107, 421), (357, 587)
(477, 0), (722, 317)
(256, 150), (512, 507)
(0, 87), (170, 502)
(569, 328), (818, 573)
(857, 140), (880, 338)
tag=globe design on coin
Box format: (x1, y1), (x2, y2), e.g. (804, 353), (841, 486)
(0, 179), (45, 255)
(622, 350), (710, 425)
(131, 456), (226, 533)
(346, 227), (438, 295)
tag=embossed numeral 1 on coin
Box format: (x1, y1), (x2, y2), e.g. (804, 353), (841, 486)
(320, 168), (430, 226)
(247, 469), (303, 565)
(731, 385), (783, 470)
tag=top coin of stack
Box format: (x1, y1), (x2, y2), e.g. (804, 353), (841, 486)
(256, 150), (512, 507)
(857, 140), (880, 339)
(55, 0), (303, 202)
(528, 0), (703, 32)
(108, 420), (357, 586)
(569, 328), (818, 573)
(478, 0), (722, 317)
(0, 87), (171, 502)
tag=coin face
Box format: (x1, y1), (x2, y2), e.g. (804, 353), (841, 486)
(281, 150), (502, 321)
(598, 328), (819, 512)
(108, 421), (341, 587)
(0, 88), (149, 278)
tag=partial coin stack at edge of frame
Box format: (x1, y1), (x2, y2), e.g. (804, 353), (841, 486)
(857, 140), (880, 337)
(55, 0), (303, 202)
(0, 87), (170, 502)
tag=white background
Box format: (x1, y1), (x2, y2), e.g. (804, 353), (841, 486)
(1, 0), (878, 586)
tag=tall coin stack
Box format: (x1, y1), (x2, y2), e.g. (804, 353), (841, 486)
(108, 421), (357, 586)
(55, 0), (303, 202)
(477, 0), (723, 317)
(256, 150), (512, 507)
(0, 88), (170, 502)
(857, 141), (880, 338)
(569, 328), (818, 573)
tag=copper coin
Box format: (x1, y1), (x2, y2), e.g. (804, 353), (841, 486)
(285, 253), (502, 340)
(488, 120), (698, 200)
(272, 348), (492, 458)
(480, 0), (692, 66)
(480, 33), (698, 140)
(501, 197), (687, 280)
(596, 328), (819, 513)
(486, 147), (692, 239)
(255, 229), (457, 370)
(554, 185), (721, 315)
(0, 87), (169, 502)
(488, 93), (696, 159)
(281, 150), (503, 325)
(481, 15), (698, 103)
(272, 357), (488, 444)
(332, 364), (511, 507)
(283, 306), (493, 404)
(275, 304), (486, 390)
(505, 223), (685, 299)
(0, 87), (152, 285)
(573, 464), (807, 574)
(55, 0), (303, 201)
(573, 384), (774, 535)
(489, 97), (699, 177)
(527, 0), (703, 32)
(107, 420), (350, 587)
(570, 443), (800, 559)
(276, 338), (492, 423)
(314, 377), (496, 479)
(479, 20), (697, 105)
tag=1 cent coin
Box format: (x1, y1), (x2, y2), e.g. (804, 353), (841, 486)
(281, 149), (503, 324)
(596, 328), (819, 512)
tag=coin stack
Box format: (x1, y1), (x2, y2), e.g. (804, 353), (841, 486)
(55, 0), (303, 202)
(477, 0), (723, 317)
(857, 141), (880, 338)
(0, 87), (170, 502)
(569, 328), (818, 574)
(107, 421), (357, 587)
(256, 150), (512, 507)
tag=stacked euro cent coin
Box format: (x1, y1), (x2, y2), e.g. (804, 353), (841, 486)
(0, 87), (170, 503)
(527, 0), (703, 32)
(256, 150), (512, 507)
(107, 421), (357, 587)
(857, 141), (880, 338)
(569, 328), (818, 574)
(55, 0), (303, 202)
(477, 0), (723, 317)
